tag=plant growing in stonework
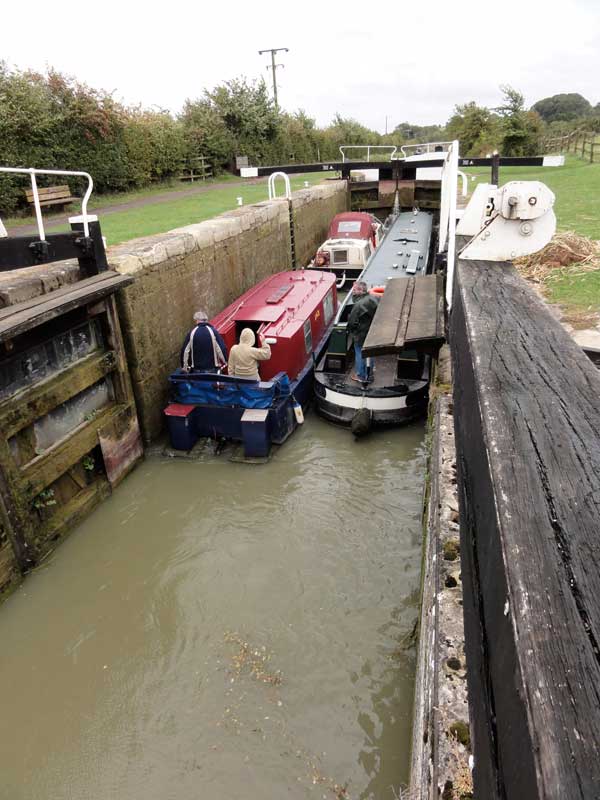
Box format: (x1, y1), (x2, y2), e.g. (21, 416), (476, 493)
(33, 488), (57, 509)
(82, 455), (95, 471)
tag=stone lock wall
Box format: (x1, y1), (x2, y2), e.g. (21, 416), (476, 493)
(110, 181), (348, 443)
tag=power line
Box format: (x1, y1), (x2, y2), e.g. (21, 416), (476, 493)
(258, 47), (289, 109)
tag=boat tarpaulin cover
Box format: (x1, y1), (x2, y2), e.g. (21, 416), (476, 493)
(169, 371), (291, 409)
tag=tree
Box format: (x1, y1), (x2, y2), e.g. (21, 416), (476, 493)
(532, 93), (592, 122)
(180, 98), (234, 169)
(392, 122), (446, 145)
(445, 101), (501, 155)
(495, 85), (543, 156)
(203, 77), (280, 163)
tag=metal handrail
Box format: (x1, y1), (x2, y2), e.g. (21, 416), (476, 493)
(339, 145), (397, 163)
(436, 140), (460, 308)
(268, 171), (291, 200)
(0, 167), (94, 240)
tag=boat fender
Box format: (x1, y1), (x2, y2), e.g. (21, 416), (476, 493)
(369, 285), (385, 296)
(292, 399), (304, 424)
(351, 407), (372, 437)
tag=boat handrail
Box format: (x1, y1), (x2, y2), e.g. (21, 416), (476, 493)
(339, 145), (397, 163)
(0, 166), (94, 240)
(268, 171), (292, 200)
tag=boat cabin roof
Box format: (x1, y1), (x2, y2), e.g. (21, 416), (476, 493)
(361, 211), (433, 285)
(327, 212), (375, 241)
(211, 270), (336, 338)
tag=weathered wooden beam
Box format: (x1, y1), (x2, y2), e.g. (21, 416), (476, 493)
(21, 403), (127, 497)
(0, 350), (116, 438)
(0, 272), (132, 341)
(362, 278), (412, 356)
(38, 477), (111, 549)
(451, 256), (600, 798)
(362, 275), (444, 357)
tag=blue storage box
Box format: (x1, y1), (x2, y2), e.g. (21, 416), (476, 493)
(164, 403), (198, 450)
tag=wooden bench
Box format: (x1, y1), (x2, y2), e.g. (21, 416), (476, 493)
(25, 185), (77, 210)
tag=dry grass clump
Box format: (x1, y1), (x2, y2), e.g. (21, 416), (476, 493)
(514, 232), (600, 284)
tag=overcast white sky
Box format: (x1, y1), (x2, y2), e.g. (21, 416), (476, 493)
(2, 0), (598, 131)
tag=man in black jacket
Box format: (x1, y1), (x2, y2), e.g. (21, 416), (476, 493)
(347, 281), (379, 382)
(180, 310), (228, 372)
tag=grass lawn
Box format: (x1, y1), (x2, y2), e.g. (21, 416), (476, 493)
(464, 155), (600, 240)
(3, 173), (243, 229)
(546, 269), (600, 315)
(2, 172), (332, 244)
(99, 172), (330, 245)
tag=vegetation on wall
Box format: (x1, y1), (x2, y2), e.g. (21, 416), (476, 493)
(1, 61), (598, 215)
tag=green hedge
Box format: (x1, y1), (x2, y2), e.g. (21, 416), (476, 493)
(0, 65), (186, 214)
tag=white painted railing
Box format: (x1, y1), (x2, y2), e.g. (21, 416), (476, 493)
(339, 145), (398, 162)
(268, 171), (292, 200)
(437, 141), (460, 309)
(0, 167), (94, 240)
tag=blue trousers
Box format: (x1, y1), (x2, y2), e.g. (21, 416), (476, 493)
(354, 342), (368, 380)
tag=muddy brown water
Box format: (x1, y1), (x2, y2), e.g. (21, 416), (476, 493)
(0, 416), (425, 799)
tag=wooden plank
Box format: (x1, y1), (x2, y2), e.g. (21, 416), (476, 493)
(405, 274), (444, 343)
(361, 277), (411, 356)
(20, 403), (126, 497)
(451, 257), (600, 799)
(0, 543), (18, 586)
(98, 407), (143, 487)
(38, 477), (111, 549)
(362, 275), (444, 357)
(0, 350), (116, 438)
(25, 185), (70, 200)
(0, 273), (112, 323)
(33, 197), (77, 207)
(0, 272), (132, 341)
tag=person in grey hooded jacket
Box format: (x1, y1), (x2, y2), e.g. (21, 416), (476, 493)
(227, 328), (271, 380)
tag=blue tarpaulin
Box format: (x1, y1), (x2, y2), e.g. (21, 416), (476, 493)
(169, 370), (291, 410)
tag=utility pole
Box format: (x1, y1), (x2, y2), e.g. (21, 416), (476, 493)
(258, 47), (289, 109)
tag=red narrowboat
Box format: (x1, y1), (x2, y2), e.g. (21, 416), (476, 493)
(165, 270), (338, 457)
(211, 269), (338, 384)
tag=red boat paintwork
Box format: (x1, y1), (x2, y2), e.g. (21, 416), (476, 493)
(210, 270), (338, 382)
(326, 212), (378, 245)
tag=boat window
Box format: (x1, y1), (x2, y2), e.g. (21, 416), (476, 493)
(303, 319), (312, 354)
(337, 221), (362, 233)
(323, 290), (334, 325)
(332, 249), (348, 265)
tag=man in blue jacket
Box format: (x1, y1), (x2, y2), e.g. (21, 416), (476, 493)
(180, 310), (228, 372)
